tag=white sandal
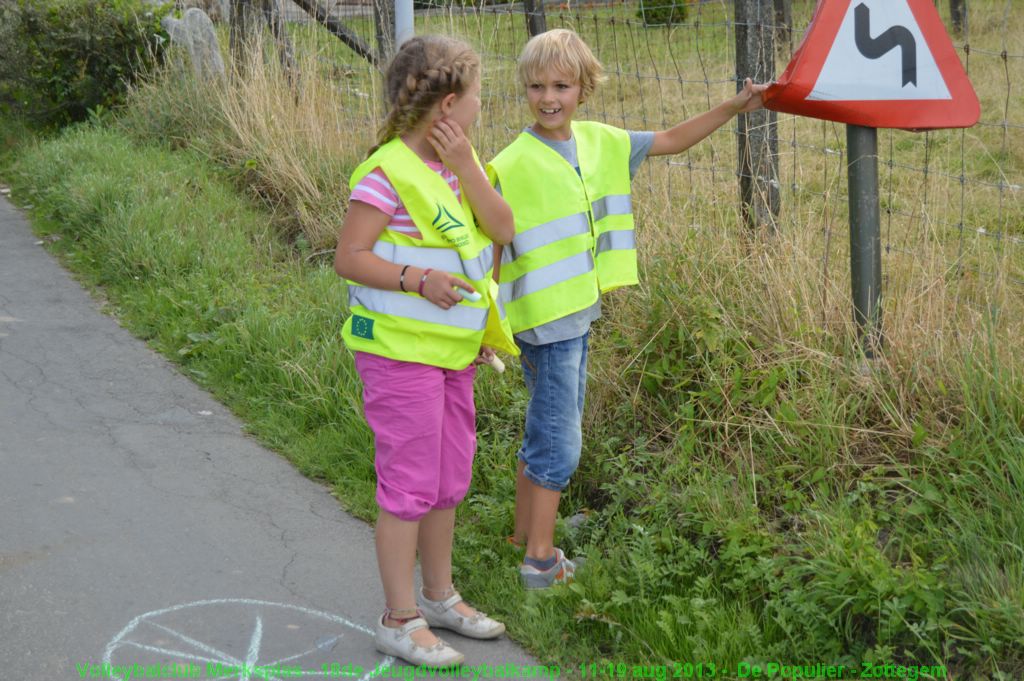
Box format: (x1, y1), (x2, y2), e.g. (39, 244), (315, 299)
(374, 613), (464, 667)
(418, 589), (506, 640)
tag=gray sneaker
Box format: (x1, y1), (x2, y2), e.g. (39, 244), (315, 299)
(519, 548), (576, 589)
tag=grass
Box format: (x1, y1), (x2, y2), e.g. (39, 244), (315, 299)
(2, 0), (1023, 677)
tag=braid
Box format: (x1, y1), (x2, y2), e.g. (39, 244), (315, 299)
(367, 35), (480, 157)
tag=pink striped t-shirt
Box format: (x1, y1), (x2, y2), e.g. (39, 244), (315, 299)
(349, 161), (461, 240)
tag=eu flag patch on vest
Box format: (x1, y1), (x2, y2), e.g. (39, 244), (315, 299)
(351, 315), (375, 340)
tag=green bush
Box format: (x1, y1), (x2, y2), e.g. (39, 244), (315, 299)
(0, 0), (169, 128)
(637, 0), (689, 26)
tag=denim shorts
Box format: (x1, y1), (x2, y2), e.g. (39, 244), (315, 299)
(516, 331), (589, 492)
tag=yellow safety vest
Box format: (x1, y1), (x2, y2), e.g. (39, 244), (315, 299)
(342, 137), (518, 370)
(486, 121), (638, 334)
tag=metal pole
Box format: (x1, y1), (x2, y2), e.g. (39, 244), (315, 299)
(395, 0), (414, 49)
(846, 124), (884, 357)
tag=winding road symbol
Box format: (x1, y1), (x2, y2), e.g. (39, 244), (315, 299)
(854, 3), (917, 86)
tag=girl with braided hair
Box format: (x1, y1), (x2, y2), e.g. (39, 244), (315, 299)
(334, 35), (516, 666)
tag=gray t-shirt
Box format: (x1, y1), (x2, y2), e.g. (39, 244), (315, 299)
(497, 127), (655, 346)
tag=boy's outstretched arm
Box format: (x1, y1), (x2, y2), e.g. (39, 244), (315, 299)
(648, 78), (769, 157)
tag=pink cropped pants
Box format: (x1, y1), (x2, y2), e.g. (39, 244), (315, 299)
(354, 352), (477, 521)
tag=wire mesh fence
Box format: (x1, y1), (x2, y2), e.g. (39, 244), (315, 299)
(282, 0), (1021, 326)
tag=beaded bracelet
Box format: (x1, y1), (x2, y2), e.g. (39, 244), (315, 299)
(418, 268), (433, 297)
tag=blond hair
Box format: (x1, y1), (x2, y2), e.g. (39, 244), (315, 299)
(371, 35), (480, 154)
(517, 29), (605, 101)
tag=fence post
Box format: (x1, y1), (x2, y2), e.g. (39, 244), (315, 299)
(773, 0), (791, 55)
(734, 0), (780, 232)
(374, 0), (396, 62)
(523, 0), (547, 37)
(949, 0), (967, 35)
(229, 0), (259, 76)
(264, 0), (298, 87)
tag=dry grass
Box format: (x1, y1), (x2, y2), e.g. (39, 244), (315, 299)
(124, 0), (1022, 451)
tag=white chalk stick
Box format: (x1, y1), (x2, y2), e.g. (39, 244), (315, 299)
(485, 354), (505, 373)
(454, 285), (482, 302)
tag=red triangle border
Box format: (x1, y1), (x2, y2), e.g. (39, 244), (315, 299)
(763, 0), (980, 130)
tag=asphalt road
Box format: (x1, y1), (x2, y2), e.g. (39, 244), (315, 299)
(0, 196), (543, 680)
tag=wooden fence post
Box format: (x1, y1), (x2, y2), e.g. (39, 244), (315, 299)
(734, 0), (780, 232)
(523, 0), (547, 37)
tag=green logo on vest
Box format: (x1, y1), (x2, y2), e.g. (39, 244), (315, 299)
(351, 315), (375, 340)
(432, 203), (464, 233)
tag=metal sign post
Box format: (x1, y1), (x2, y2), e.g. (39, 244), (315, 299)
(395, 0), (414, 49)
(846, 125), (883, 357)
(764, 0), (979, 360)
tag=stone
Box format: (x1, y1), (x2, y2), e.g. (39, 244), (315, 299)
(178, 0), (229, 23)
(161, 7), (226, 79)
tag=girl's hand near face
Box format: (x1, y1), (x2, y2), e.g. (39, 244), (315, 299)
(428, 117), (475, 178)
(731, 78), (770, 114)
(429, 110), (515, 246)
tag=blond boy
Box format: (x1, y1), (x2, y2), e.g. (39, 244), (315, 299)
(486, 29), (766, 588)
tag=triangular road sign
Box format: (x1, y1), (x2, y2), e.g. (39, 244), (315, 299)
(764, 0), (980, 129)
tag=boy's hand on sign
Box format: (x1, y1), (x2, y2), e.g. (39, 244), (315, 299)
(429, 117), (475, 177)
(731, 78), (770, 114)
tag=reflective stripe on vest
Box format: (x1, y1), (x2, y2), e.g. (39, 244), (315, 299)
(372, 241), (495, 282)
(596, 229), (636, 255)
(499, 250), (595, 303)
(349, 285), (489, 330)
(500, 211), (590, 265)
(591, 193), (632, 223)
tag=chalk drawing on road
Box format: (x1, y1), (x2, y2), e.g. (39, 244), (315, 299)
(0, 314), (21, 337)
(103, 598), (394, 681)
